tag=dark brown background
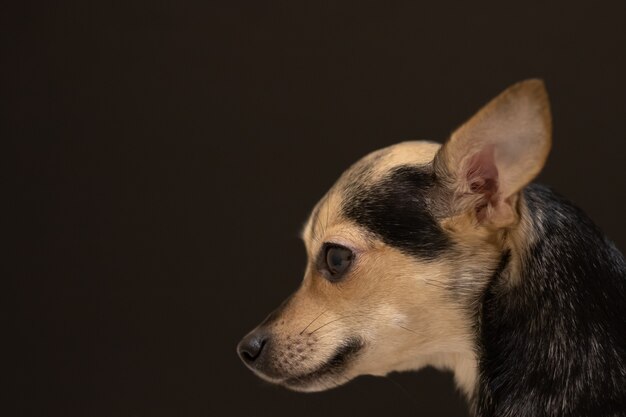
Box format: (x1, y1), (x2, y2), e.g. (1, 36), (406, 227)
(6, 1), (625, 416)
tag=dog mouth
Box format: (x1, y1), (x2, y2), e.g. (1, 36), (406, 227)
(282, 337), (364, 390)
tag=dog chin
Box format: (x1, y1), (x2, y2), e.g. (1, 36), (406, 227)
(253, 363), (354, 393)
(281, 374), (352, 392)
(278, 337), (365, 392)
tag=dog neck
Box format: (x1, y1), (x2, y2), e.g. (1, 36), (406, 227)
(469, 184), (626, 417)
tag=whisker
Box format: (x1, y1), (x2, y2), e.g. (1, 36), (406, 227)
(423, 281), (448, 290)
(395, 324), (419, 335)
(300, 310), (327, 335)
(309, 315), (352, 335)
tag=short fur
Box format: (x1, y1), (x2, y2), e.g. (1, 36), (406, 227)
(238, 80), (626, 416)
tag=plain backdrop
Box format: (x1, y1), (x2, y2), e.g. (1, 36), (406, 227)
(6, 1), (625, 416)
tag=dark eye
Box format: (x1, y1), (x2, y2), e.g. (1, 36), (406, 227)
(323, 244), (353, 280)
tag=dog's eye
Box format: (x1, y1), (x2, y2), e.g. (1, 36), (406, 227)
(324, 245), (353, 280)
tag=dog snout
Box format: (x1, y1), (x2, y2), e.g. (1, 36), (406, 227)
(237, 330), (269, 364)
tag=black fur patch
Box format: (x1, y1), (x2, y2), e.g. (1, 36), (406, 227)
(476, 184), (626, 417)
(342, 165), (451, 259)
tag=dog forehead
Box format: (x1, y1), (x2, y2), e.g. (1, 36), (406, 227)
(303, 141), (440, 235)
(372, 140), (441, 170)
(339, 140), (441, 187)
(303, 141), (449, 259)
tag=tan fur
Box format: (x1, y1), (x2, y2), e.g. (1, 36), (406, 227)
(240, 80), (551, 401)
(435, 79), (551, 228)
(274, 208), (481, 395)
(269, 141), (497, 396)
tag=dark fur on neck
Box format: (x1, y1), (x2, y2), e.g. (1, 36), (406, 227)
(475, 184), (626, 417)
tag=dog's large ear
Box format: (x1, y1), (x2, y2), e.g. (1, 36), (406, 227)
(434, 79), (552, 228)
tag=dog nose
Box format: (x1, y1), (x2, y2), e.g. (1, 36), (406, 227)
(237, 331), (268, 364)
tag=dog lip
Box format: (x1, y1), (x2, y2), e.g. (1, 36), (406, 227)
(283, 337), (364, 387)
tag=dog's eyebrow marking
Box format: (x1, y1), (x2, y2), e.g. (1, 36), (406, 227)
(302, 150), (392, 243)
(341, 164), (450, 259)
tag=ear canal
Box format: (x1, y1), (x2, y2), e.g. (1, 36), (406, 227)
(434, 79), (552, 227)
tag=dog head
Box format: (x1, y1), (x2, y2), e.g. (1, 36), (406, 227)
(237, 80), (551, 393)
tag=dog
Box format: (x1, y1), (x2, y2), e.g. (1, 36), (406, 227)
(237, 80), (626, 416)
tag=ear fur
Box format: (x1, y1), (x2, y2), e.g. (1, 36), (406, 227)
(434, 79), (552, 228)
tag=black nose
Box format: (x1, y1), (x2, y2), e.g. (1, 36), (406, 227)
(237, 331), (268, 364)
